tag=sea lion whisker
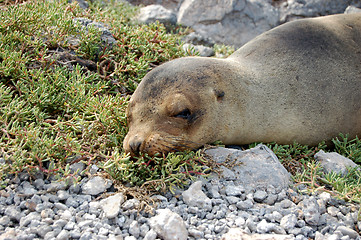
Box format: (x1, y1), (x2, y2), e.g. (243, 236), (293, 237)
(164, 136), (202, 147)
(162, 138), (200, 150)
(155, 142), (180, 153)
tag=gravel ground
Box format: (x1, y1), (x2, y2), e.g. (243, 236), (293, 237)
(0, 146), (360, 240)
(0, 172), (360, 240)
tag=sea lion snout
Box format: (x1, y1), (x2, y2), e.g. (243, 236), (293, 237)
(123, 134), (145, 156)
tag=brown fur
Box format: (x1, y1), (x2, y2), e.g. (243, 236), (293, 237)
(124, 13), (361, 156)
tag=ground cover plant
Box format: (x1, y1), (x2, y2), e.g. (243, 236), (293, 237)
(0, 0), (360, 207)
(0, 0), (208, 191)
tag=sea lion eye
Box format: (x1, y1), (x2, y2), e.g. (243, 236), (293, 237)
(174, 108), (191, 119)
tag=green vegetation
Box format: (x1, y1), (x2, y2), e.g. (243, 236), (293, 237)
(0, 0), (206, 190)
(0, 0), (360, 205)
(261, 140), (361, 204)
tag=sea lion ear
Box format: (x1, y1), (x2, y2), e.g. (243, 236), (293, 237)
(214, 90), (225, 101)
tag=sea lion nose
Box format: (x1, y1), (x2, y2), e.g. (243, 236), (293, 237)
(126, 134), (145, 156)
(129, 140), (142, 155)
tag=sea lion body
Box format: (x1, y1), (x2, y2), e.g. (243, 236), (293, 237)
(124, 13), (361, 156)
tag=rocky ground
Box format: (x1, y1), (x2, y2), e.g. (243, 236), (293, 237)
(0, 145), (360, 240)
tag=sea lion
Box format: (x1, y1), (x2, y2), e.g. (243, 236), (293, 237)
(123, 13), (361, 156)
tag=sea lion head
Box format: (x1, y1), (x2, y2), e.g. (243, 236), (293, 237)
(123, 57), (232, 156)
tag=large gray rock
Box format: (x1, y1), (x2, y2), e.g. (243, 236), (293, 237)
(204, 145), (291, 192)
(137, 4), (177, 26)
(314, 150), (359, 176)
(177, 0), (279, 48)
(280, 0), (361, 23)
(131, 0), (361, 48)
(344, 5), (361, 14)
(127, 0), (182, 11)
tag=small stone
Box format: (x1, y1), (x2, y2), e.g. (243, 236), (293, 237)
(99, 227), (109, 236)
(129, 221), (140, 238)
(280, 214), (297, 231)
(189, 227), (204, 238)
(54, 202), (68, 210)
(318, 192), (331, 203)
(207, 184), (221, 198)
(81, 176), (112, 195)
(69, 183), (81, 194)
(140, 223), (150, 237)
(288, 228), (302, 236)
(236, 199), (253, 210)
(229, 204), (237, 211)
(60, 210), (72, 221)
(64, 221), (76, 230)
(54, 219), (67, 228)
(226, 196), (240, 205)
(278, 199), (295, 208)
(327, 206), (339, 217)
(302, 197), (320, 226)
(124, 236), (137, 240)
(37, 225), (53, 238)
(225, 185), (245, 196)
(44, 231), (56, 239)
(0, 216), (10, 226)
(277, 189), (287, 201)
(80, 232), (94, 240)
(57, 190), (70, 201)
(88, 164), (99, 174)
(272, 211), (283, 223)
(149, 209), (188, 240)
(300, 226), (313, 237)
(19, 212), (41, 227)
(78, 220), (93, 229)
(256, 219), (276, 234)
(100, 193), (125, 219)
(5, 206), (21, 222)
(336, 226), (359, 239)
(214, 224), (225, 233)
(254, 190), (267, 203)
(70, 230), (82, 239)
(234, 217), (246, 227)
(46, 181), (67, 192)
(41, 209), (55, 219)
(151, 195), (168, 202)
(296, 220), (306, 228)
(89, 201), (100, 215)
(143, 229), (157, 240)
(122, 199), (140, 210)
(69, 162), (85, 175)
(57, 230), (69, 240)
(265, 194), (278, 205)
(65, 197), (79, 208)
(34, 179), (45, 190)
(182, 181), (212, 211)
